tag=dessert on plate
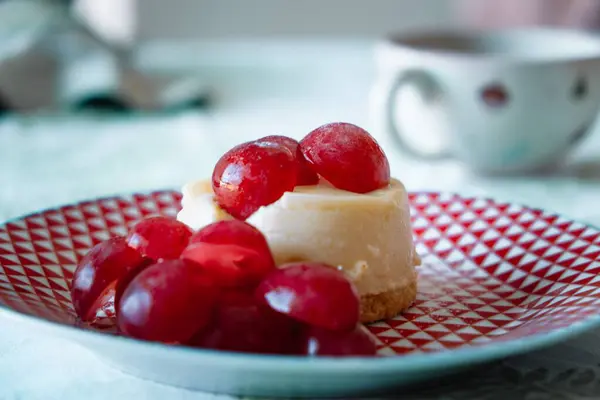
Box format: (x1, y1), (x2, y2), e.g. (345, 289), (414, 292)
(178, 122), (421, 322)
(69, 121), (420, 357)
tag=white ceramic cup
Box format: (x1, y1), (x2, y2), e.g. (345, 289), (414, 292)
(370, 28), (600, 173)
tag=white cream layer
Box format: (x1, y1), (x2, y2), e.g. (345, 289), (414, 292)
(177, 179), (420, 296)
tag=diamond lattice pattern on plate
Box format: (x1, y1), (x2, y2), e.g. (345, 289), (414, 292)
(1, 191), (600, 355)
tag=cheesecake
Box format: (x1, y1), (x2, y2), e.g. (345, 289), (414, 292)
(177, 178), (420, 323)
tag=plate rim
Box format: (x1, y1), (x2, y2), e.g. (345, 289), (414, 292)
(2, 298), (599, 374)
(1, 189), (600, 373)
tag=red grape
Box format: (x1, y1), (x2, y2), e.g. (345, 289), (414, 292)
(117, 259), (219, 343)
(191, 289), (302, 354)
(114, 257), (153, 316)
(256, 262), (360, 331)
(257, 135), (319, 185)
(300, 122), (390, 193)
(71, 237), (146, 322)
(301, 325), (378, 357)
(76, 279), (120, 326)
(126, 216), (192, 261)
(189, 220), (272, 257)
(184, 220), (276, 286)
(181, 242), (275, 287)
(212, 141), (298, 220)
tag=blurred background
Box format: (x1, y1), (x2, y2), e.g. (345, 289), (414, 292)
(4, 0), (596, 112)
(3, 0), (600, 224)
(0, 0), (462, 112)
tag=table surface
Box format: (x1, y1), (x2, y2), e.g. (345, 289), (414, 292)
(5, 40), (600, 399)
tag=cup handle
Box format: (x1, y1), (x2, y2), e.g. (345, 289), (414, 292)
(385, 69), (452, 160)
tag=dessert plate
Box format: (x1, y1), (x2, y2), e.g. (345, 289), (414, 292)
(2, 191), (600, 397)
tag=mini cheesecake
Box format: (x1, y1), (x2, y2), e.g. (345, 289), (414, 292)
(177, 179), (420, 323)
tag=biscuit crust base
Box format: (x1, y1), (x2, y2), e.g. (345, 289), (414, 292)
(359, 279), (418, 323)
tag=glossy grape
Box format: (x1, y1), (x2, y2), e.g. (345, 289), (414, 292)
(300, 122), (390, 193)
(257, 135), (319, 185)
(191, 289), (302, 354)
(189, 220), (272, 258)
(184, 220), (276, 287)
(181, 242), (274, 287)
(212, 141), (298, 220)
(256, 262), (360, 331)
(117, 259), (219, 343)
(71, 237), (146, 322)
(126, 216), (193, 261)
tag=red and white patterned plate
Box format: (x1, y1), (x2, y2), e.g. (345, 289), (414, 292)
(1, 191), (600, 397)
